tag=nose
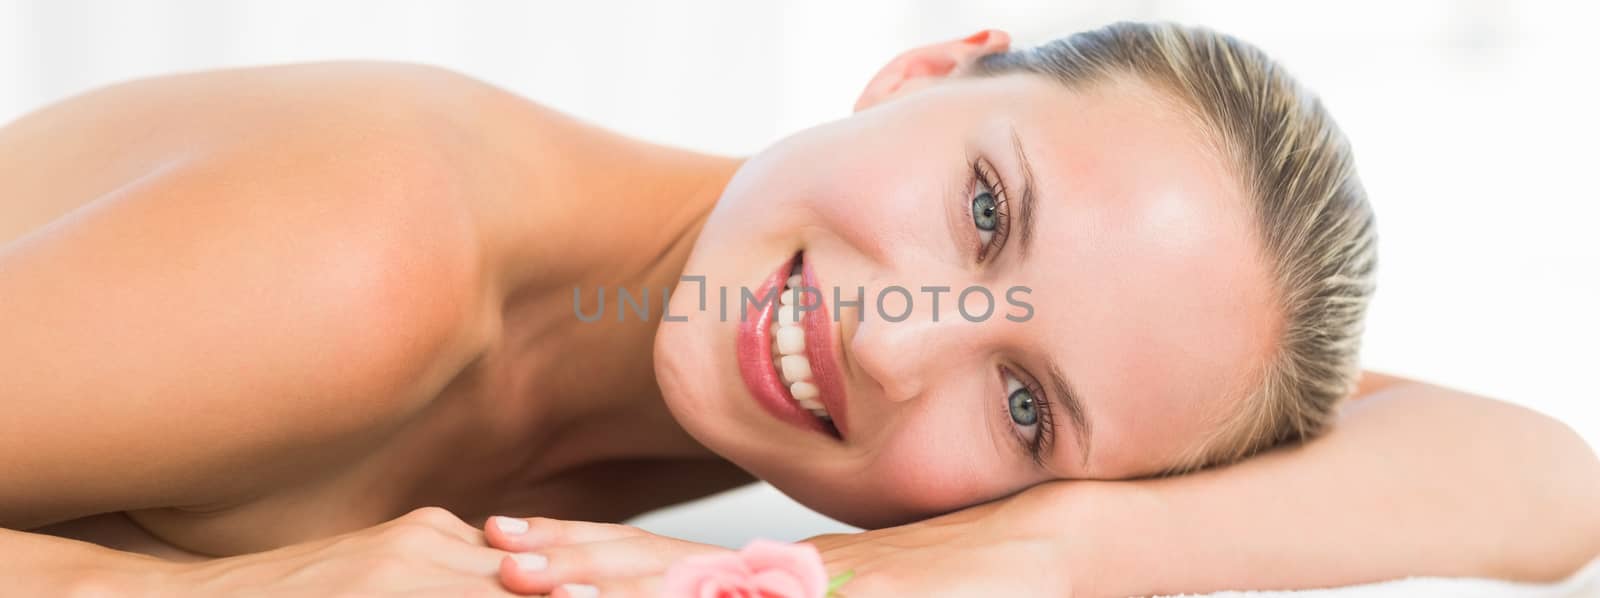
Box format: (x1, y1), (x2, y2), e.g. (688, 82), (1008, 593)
(847, 286), (986, 402)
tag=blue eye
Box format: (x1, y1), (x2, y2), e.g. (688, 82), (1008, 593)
(972, 191), (999, 234)
(1001, 367), (1053, 465)
(967, 160), (1009, 261)
(1008, 382), (1038, 427)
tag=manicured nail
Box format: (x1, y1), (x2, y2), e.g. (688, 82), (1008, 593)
(492, 516), (530, 534)
(559, 584), (599, 598)
(964, 30), (991, 44)
(510, 552), (548, 571)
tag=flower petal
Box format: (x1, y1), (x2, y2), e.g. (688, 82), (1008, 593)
(663, 552), (755, 598)
(749, 570), (809, 598)
(737, 540), (828, 598)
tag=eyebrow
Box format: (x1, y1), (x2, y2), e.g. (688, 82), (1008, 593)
(1046, 362), (1094, 468)
(1009, 126), (1039, 259)
(1007, 126), (1095, 468)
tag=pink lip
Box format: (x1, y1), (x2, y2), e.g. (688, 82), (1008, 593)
(799, 257), (849, 439)
(734, 252), (850, 441)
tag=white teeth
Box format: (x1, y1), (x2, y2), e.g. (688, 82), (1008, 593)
(775, 304), (801, 326)
(779, 354), (812, 384)
(770, 268), (830, 422)
(792, 383), (829, 418)
(779, 286), (809, 307)
(775, 326), (805, 354)
(790, 380), (819, 401)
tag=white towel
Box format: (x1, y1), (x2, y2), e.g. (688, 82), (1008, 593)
(1166, 557), (1600, 598)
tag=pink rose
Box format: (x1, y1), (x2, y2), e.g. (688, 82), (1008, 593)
(661, 539), (830, 598)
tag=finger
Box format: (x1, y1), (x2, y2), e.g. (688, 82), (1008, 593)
(552, 575), (660, 598)
(497, 537), (720, 594)
(484, 516), (642, 551)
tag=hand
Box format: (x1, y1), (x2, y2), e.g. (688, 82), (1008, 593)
(166, 506), (517, 597)
(806, 482), (1085, 597)
(483, 516), (727, 597)
(484, 482), (1093, 597)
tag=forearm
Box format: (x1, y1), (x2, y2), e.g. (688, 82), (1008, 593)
(1052, 384), (1600, 596)
(0, 526), (176, 597)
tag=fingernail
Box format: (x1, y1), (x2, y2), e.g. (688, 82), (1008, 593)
(492, 516), (530, 534)
(510, 552), (548, 571)
(559, 584), (599, 598)
(964, 30), (991, 44)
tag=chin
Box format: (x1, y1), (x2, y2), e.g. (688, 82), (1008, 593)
(651, 287), (765, 472)
(653, 306), (726, 449)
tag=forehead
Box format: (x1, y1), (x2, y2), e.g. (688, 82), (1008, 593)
(986, 74), (1279, 475)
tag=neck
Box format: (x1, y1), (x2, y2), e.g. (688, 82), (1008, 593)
(472, 100), (743, 480)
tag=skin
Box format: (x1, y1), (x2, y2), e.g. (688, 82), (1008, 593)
(1, 30), (1596, 597)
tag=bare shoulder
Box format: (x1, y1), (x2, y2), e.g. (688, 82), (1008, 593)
(1, 60), (499, 360)
(0, 62), (501, 527)
(0, 61), (496, 242)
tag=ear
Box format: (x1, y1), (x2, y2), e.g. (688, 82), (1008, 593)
(853, 29), (1012, 113)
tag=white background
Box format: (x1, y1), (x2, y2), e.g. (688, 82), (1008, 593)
(3, 1), (1596, 547)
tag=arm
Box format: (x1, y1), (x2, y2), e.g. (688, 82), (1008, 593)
(807, 378), (1600, 597)
(1053, 378), (1600, 595)
(478, 377), (1600, 597)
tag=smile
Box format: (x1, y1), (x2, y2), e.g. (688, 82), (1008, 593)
(735, 250), (849, 441)
(770, 264), (828, 420)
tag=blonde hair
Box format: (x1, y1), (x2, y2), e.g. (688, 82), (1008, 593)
(975, 22), (1378, 472)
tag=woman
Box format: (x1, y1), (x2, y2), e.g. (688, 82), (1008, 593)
(1, 22), (1595, 597)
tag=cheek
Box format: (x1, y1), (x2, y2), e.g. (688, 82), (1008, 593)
(738, 116), (959, 269)
(806, 162), (956, 270)
(853, 405), (1016, 516)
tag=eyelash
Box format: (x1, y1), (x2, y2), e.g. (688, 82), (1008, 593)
(967, 160), (1051, 464)
(969, 158), (1013, 263)
(1000, 365), (1056, 466)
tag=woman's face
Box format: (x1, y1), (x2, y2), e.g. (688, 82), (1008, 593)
(656, 71), (1278, 528)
